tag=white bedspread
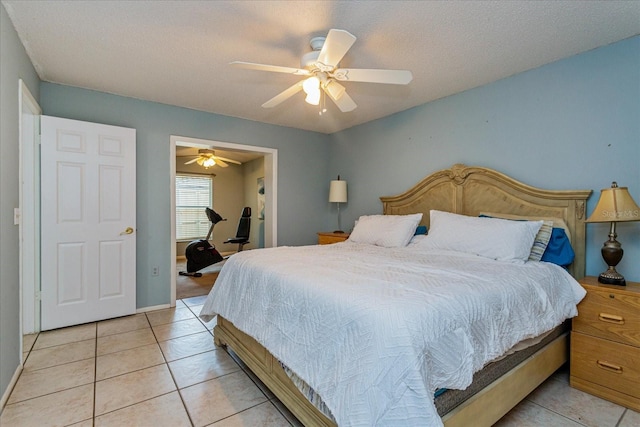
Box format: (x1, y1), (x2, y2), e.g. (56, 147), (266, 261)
(200, 242), (586, 426)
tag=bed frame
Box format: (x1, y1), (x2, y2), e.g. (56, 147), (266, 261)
(214, 164), (591, 426)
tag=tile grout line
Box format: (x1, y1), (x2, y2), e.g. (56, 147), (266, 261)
(614, 408), (626, 427)
(5, 377), (96, 407)
(26, 336), (95, 354)
(525, 400), (592, 426)
(91, 390), (179, 422)
(223, 347), (299, 425)
(148, 304), (196, 426)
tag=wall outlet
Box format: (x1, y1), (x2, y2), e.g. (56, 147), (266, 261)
(151, 266), (159, 276)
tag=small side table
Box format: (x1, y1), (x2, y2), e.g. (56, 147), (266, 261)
(317, 231), (350, 245)
(570, 276), (640, 410)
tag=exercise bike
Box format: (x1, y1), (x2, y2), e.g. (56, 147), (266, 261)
(179, 208), (225, 277)
(179, 207), (251, 277)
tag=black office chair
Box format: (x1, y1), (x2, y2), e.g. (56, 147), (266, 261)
(224, 207), (251, 252)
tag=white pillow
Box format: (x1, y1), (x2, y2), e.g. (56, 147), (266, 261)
(348, 213), (423, 248)
(416, 210), (543, 263)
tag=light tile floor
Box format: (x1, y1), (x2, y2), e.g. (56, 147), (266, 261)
(1, 295), (638, 426)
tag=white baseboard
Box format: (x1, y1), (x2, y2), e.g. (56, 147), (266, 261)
(1, 363), (23, 412)
(136, 303), (171, 313)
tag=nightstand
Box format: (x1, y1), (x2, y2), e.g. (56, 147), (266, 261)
(317, 231), (350, 245)
(570, 276), (640, 410)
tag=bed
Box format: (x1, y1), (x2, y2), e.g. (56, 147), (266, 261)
(200, 164), (592, 426)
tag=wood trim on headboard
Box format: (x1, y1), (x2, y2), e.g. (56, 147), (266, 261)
(380, 164), (592, 278)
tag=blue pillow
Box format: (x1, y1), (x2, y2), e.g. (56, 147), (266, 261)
(415, 225), (428, 235)
(541, 228), (574, 267)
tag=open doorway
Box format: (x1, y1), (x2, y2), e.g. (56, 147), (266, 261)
(19, 80), (41, 339)
(170, 136), (277, 306)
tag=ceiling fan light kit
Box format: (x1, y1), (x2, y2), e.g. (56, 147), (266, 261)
(302, 76), (322, 105)
(305, 90), (321, 106)
(200, 157), (216, 168)
(180, 149), (242, 169)
(231, 29), (413, 113)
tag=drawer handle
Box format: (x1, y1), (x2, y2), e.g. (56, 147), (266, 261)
(596, 360), (623, 374)
(598, 313), (624, 324)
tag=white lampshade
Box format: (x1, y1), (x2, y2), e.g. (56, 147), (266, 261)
(302, 76), (320, 94)
(202, 158), (215, 168)
(304, 89), (321, 105)
(329, 179), (347, 203)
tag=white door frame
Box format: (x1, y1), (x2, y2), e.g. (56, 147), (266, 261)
(170, 136), (278, 307)
(19, 79), (41, 337)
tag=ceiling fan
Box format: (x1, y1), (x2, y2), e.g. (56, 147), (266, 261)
(231, 29), (413, 112)
(180, 149), (242, 168)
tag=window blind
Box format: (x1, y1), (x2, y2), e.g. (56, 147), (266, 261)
(176, 174), (213, 240)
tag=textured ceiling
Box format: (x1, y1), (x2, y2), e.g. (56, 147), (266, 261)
(4, 1), (639, 134)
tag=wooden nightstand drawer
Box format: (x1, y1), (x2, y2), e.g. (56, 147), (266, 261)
(570, 277), (640, 410)
(573, 282), (640, 347)
(317, 232), (349, 245)
(571, 332), (640, 407)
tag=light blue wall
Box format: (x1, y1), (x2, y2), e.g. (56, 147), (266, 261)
(40, 84), (329, 308)
(329, 36), (640, 281)
(0, 2), (40, 404)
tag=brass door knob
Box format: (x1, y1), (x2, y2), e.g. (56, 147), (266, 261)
(120, 227), (134, 235)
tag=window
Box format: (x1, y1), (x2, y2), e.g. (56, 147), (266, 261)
(176, 174), (213, 240)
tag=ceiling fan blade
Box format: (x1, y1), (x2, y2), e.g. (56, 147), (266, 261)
(332, 68), (413, 85)
(184, 158), (199, 165)
(230, 61), (310, 76)
(317, 29), (356, 68)
(214, 156), (242, 165)
(262, 81), (304, 108)
(213, 158), (229, 167)
(324, 83), (357, 112)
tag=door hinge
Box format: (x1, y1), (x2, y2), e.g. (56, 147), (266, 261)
(35, 291), (41, 301)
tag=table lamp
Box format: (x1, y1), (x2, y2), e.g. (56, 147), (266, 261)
(586, 182), (640, 286)
(329, 175), (347, 233)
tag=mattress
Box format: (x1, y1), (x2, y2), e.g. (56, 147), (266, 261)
(434, 320), (569, 415)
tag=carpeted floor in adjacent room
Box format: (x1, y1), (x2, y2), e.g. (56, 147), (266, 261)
(176, 258), (224, 299)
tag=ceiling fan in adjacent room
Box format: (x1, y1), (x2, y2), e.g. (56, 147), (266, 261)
(179, 149), (242, 168)
(230, 29), (413, 112)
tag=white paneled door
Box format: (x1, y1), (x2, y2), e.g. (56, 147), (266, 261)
(40, 116), (136, 330)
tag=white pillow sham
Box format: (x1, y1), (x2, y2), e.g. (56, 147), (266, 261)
(415, 210), (543, 263)
(348, 213), (423, 248)
(479, 211), (571, 242)
(478, 212), (554, 262)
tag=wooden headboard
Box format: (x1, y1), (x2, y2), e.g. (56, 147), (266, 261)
(380, 164), (592, 278)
